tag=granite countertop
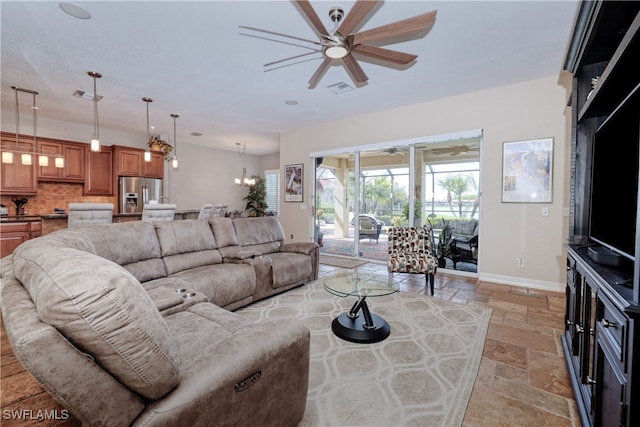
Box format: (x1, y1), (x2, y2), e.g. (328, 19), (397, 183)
(1, 215), (42, 222)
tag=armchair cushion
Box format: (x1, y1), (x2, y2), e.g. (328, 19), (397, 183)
(387, 226), (437, 274)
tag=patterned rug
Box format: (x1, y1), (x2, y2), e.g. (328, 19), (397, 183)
(237, 279), (491, 426)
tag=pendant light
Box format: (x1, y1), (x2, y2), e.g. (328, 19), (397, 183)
(234, 142), (255, 186)
(142, 97), (152, 162)
(170, 113), (179, 169)
(1, 86), (63, 168)
(88, 71), (101, 152)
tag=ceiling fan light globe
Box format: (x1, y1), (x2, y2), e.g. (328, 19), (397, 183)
(325, 45), (348, 59)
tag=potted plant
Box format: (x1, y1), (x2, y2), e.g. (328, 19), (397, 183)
(428, 217), (453, 268)
(243, 175), (268, 217)
(148, 136), (174, 160)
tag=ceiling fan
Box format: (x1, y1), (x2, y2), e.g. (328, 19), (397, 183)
(430, 144), (480, 157)
(239, 0), (437, 88)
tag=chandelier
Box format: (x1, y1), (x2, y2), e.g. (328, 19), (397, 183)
(234, 142), (255, 186)
(1, 86), (64, 168)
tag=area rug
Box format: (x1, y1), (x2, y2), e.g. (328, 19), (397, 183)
(320, 254), (368, 269)
(236, 279), (491, 427)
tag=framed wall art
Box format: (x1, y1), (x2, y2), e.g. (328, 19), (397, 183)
(284, 163), (303, 202)
(502, 137), (553, 203)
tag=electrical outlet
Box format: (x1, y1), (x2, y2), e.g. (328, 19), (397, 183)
(517, 257), (525, 268)
(290, 234), (294, 240)
(541, 207), (549, 217)
(563, 207), (570, 217)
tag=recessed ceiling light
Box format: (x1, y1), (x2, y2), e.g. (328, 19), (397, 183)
(285, 100), (298, 105)
(59, 2), (91, 20)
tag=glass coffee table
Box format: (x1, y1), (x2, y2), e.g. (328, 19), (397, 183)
(324, 272), (399, 343)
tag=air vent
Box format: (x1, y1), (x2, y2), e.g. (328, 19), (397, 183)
(73, 90), (103, 101)
(326, 82), (353, 94)
(190, 132), (203, 137)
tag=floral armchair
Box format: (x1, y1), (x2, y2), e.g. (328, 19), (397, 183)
(387, 225), (438, 295)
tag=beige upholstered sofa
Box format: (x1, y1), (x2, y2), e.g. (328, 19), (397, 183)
(1, 217), (318, 426)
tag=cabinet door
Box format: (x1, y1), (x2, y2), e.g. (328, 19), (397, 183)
(63, 144), (85, 181)
(38, 140), (85, 182)
(0, 222), (31, 257)
(144, 152), (164, 178)
(1, 135), (37, 195)
(38, 140), (63, 179)
(85, 147), (113, 195)
(116, 148), (144, 176)
(593, 333), (627, 427)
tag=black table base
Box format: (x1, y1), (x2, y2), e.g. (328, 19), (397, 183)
(331, 296), (391, 343)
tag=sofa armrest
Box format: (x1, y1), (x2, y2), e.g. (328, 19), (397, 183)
(279, 242), (319, 256)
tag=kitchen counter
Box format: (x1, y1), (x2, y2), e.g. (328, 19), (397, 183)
(39, 209), (202, 234)
(1, 215), (42, 223)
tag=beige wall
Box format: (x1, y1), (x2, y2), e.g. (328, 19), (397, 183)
(279, 74), (573, 291)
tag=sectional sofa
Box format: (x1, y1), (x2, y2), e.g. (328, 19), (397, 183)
(1, 216), (319, 426)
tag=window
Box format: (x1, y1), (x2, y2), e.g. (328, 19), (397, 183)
(265, 169), (281, 216)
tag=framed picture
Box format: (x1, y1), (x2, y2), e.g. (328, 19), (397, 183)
(502, 137), (553, 203)
(284, 163), (303, 202)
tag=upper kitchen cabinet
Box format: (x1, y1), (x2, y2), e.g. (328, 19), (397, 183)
(0, 132), (37, 195)
(114, 145), (144, 177)
(113, 145), (164, 179)
(145, 151), (164, 179)
(84, 145), (113, 196)
(37, 138), (85, 182)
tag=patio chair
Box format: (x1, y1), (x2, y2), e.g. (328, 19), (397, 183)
(387, 225), (438, 295)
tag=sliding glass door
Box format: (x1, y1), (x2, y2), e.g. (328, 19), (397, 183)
(313, 132), (481, 273)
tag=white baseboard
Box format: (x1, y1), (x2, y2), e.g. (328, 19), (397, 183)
(478, 273), (565, 293)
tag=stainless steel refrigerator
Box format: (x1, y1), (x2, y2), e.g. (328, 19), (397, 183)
(118, 177), (163, 213)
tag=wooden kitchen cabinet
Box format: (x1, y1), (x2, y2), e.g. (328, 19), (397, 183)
(0, 221), (41, 258)
(113, 145), (164, 179)
(38, 139), (85, 182)
(84, 146), (113, 195)
(0, 132), (37, 195)
(145, 152), (164, 178)
(114, 146), (144, 177)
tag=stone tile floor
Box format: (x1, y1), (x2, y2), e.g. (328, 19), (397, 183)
(1, 261), (578, 426)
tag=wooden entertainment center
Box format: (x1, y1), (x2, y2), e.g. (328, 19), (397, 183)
(563, 2), (640, 426)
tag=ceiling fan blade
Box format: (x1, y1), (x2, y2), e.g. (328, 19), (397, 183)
(239, 25), (322, 46)
(352, 10), (437, 46)
(338, 0), (381, 36)
(264, 50), (322, 68)
(342, 55), (368, 84)
(309, 58), (332, 89)
(352, 44), (417, 64)
(293, 0), (329, 38)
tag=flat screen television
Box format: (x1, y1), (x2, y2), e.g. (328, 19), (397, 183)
(589, 83), (640, 262)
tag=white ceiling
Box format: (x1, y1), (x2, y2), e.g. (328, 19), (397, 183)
(0, 1), (579, 156)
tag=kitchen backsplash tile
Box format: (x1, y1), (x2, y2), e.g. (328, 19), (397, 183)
(1, 182), (115, 216)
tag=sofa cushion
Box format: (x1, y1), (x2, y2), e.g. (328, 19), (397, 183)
(12, 242), (180, 400)
(155, 220), (218, 255)
(268, 252), (313, 288)
(232, 217), (285, 248)
(209, 217), (239, 247)
(155, 220), (223, 275)
(77, 221), (167, 282)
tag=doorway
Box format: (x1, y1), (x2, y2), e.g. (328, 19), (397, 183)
(313, 131), (482, 274)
